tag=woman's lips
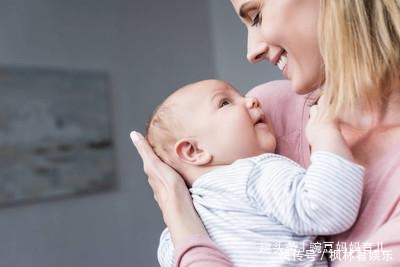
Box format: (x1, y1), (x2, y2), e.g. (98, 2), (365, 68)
(271, 49), (286, 66)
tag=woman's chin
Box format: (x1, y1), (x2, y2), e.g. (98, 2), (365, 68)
(291, 78), (319, 95)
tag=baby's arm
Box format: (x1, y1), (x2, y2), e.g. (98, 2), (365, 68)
(247, 152), (364, 236)
(248, 98), (364, 234)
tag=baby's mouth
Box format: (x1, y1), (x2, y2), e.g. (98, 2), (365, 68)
(255, 114), (266, 126)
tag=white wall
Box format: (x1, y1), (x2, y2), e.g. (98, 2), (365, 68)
(0, 1), (284, 266)
(0, 1), (215, 266)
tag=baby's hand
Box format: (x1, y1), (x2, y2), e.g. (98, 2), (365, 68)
(306, 105), (338, 141)
(306, 95), (353, 160)
(306, 96), (343, 152)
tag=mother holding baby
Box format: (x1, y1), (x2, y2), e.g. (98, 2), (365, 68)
(131, 0), (400, 266)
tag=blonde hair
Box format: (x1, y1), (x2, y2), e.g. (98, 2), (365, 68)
(319, 0), (400, 117)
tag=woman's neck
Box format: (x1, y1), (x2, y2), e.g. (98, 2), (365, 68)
(338, 90), (400, 166)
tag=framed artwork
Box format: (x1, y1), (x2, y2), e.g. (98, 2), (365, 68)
(0, 66), (116, 206)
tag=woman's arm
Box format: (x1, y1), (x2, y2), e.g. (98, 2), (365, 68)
(130, 131), (233, 267)
(175, 235), (233, 267)
(331, 213), (400, 267)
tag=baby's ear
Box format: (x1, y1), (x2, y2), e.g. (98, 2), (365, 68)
(175, 138), (212, 166)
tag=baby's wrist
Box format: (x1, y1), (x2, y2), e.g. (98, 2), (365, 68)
(310, 132), (342, 149)
(309, 130), (353, 160)
(309, 126), (341, 146)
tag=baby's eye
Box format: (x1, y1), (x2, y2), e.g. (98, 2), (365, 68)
(219, 99), (231, 108)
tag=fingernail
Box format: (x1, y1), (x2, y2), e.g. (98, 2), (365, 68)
(130, 131), (140, 144)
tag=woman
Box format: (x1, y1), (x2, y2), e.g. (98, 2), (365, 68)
(131, 0), (400, 266)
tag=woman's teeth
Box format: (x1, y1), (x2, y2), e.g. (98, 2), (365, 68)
(277, 53), (287, 71)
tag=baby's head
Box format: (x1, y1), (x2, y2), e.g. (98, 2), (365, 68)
(146, 79), (276, 185)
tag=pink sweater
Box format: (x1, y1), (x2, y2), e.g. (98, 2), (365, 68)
(174, 80), (400, 267)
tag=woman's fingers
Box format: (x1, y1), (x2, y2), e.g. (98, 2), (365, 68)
(130, 131), (207, 241)
(130, 129), (185, 197)
(130, 131), (155, 163)
(130, 131), (163, 176)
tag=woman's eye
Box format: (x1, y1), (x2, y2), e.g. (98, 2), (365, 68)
(251, 13), (261, 27)
(219, 99), (231, 108)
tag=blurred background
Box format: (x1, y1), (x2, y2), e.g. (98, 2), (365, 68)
(0, 1), (281, 266)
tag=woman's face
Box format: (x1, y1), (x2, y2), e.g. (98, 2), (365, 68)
(230, 0), (324, 94)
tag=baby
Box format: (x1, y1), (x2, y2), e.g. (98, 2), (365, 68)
(146, 79), (364, 267)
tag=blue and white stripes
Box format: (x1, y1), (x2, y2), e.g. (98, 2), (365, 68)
(158, 151), (364, 267)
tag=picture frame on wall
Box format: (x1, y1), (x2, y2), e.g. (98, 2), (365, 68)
(0, 66), (116, 207)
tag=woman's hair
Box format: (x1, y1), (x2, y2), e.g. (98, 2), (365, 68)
(319, 0), (400, 117)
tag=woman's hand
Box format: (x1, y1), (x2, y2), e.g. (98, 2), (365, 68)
(130, 131), (207, 244)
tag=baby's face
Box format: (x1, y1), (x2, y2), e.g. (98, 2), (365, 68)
(177, 80), (276, 165)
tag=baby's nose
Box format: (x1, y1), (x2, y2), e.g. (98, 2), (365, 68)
(246, 97), (259, 109)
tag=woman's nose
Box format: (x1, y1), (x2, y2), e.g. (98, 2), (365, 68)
(246, 97), (259, 109)
(246, 29), (268, 63)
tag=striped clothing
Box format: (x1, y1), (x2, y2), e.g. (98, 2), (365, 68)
(158, 151), (364, 267)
